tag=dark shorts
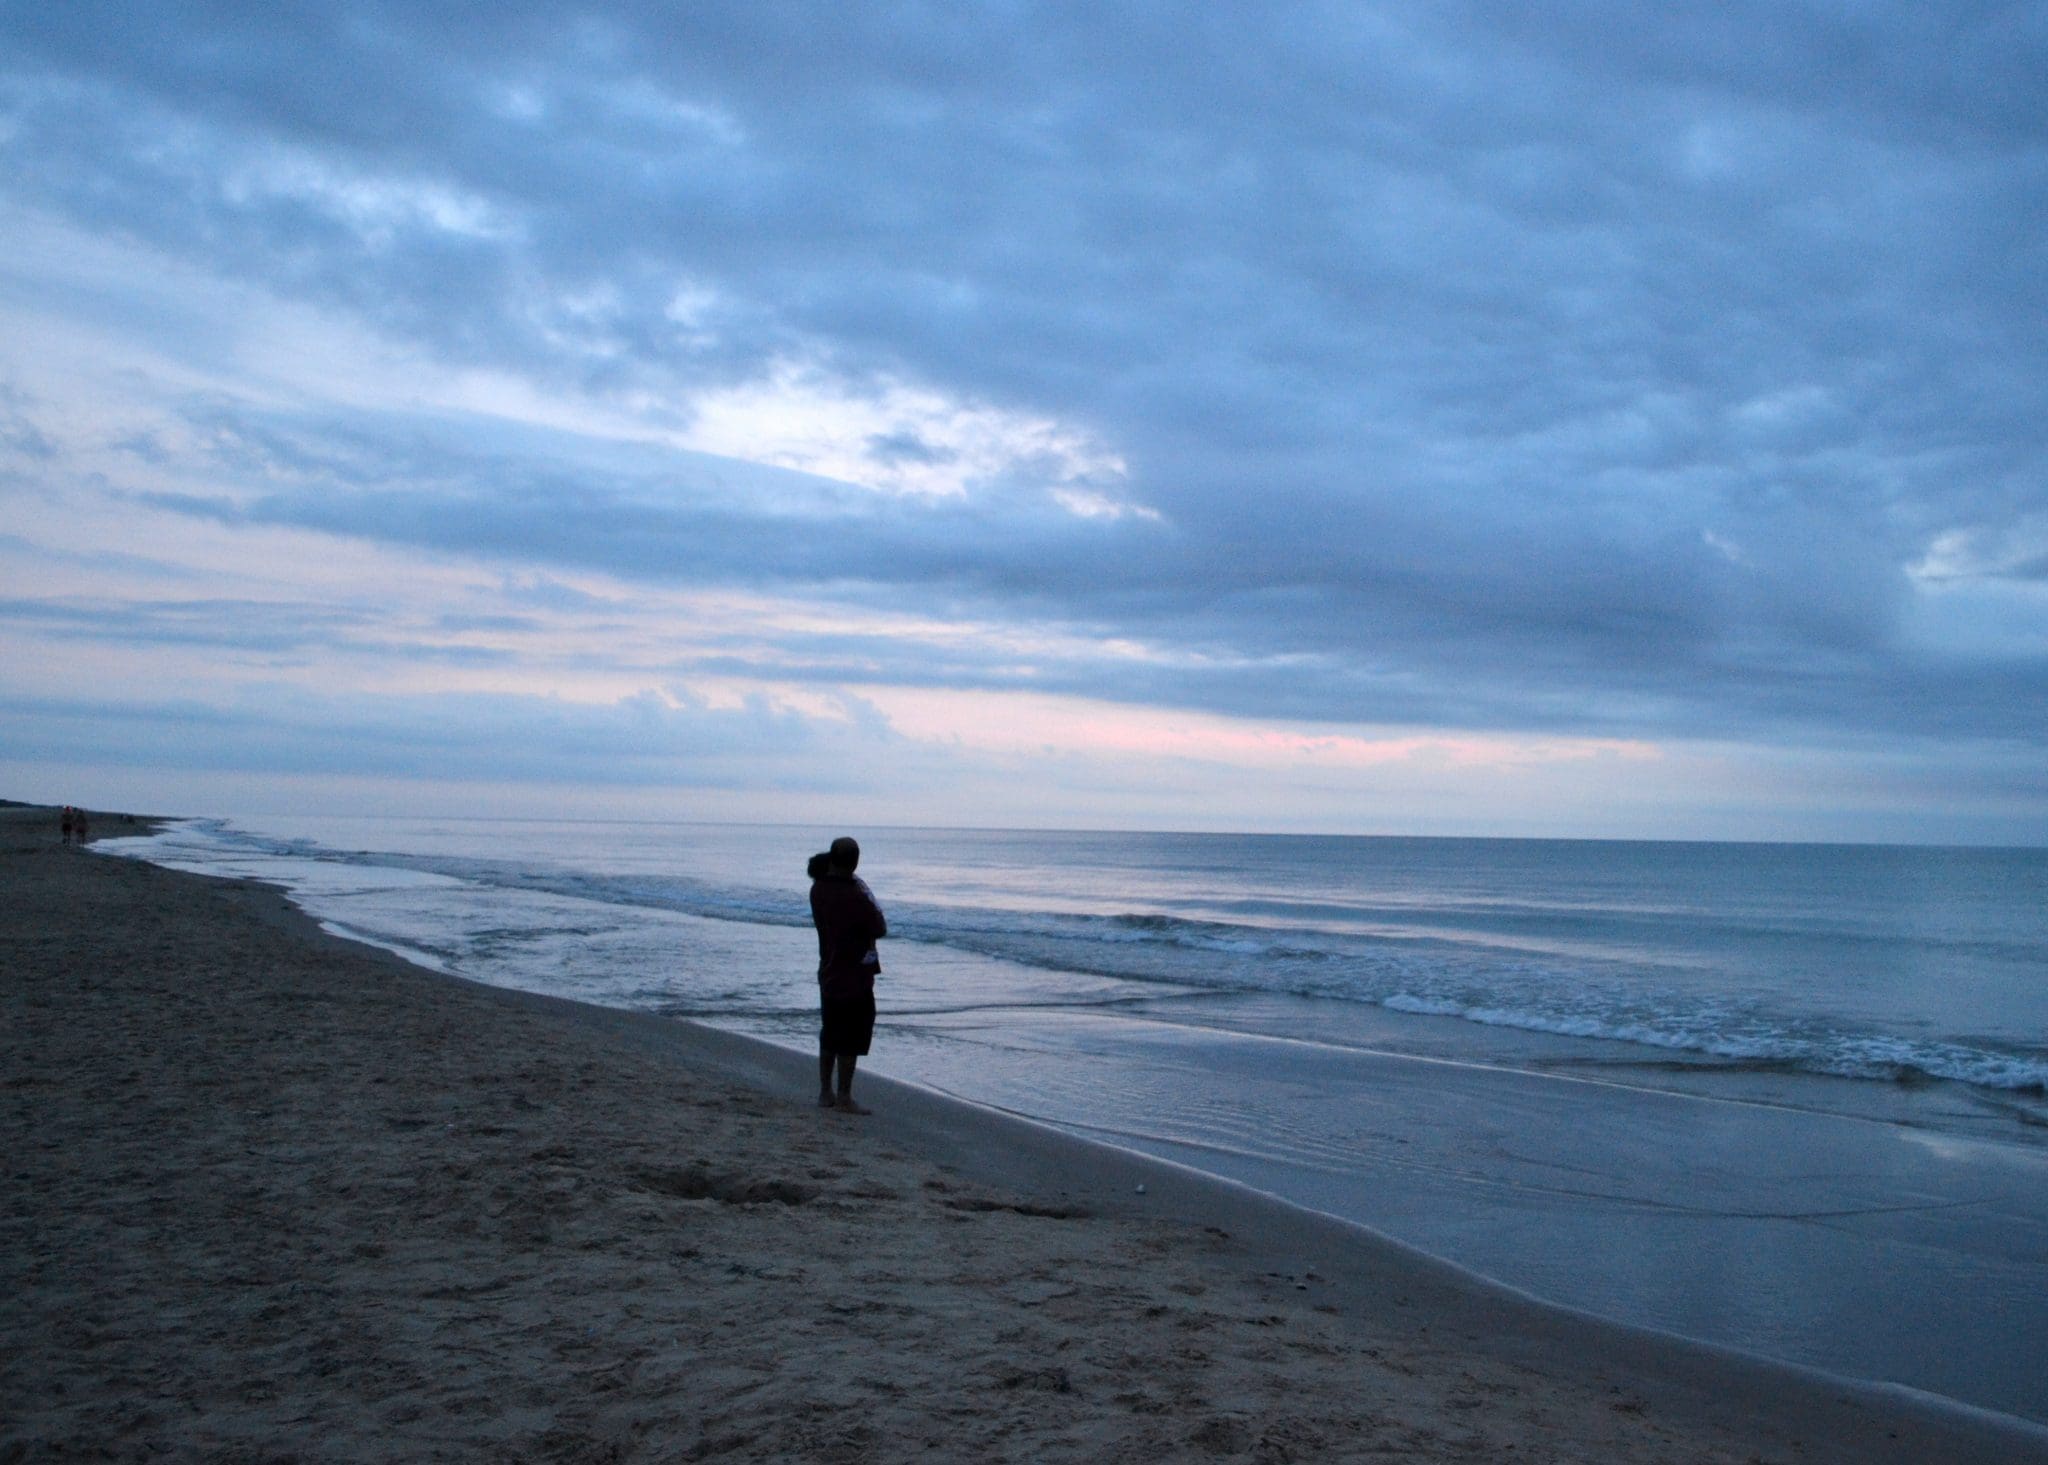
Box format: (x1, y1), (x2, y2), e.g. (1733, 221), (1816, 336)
(819, 990), (877, 1057)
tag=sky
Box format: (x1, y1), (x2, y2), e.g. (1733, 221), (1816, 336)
(2, 3), (2045, 843)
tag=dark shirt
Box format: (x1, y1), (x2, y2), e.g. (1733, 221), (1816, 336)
(810, 873), (886, 998)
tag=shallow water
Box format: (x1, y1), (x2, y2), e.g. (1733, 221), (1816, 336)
(101, 816), (2048, 1420)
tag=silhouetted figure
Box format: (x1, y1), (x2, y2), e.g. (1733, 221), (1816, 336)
(808, 836), (887, 1114)
(59, 806), (74, 842)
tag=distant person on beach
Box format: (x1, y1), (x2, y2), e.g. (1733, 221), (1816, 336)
(60, 806), (74, 842)
(809, 836), (887, 1114)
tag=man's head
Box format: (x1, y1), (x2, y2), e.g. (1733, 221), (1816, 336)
(828, 835), (860, 873)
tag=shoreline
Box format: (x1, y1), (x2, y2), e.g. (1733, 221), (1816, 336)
(7, 803), (2046, 1461)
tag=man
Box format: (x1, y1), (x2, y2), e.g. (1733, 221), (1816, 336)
(809, 835), (886, 1114)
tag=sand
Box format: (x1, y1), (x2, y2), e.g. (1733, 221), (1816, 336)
(4, 802), (2044, 1463)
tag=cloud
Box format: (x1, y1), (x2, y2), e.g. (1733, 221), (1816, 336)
(0, 682), (889, 789)
(2, 2), (2045, 834)
(92, 391), (2035, 746)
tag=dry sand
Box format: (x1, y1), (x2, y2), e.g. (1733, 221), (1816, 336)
(5, 802), (2044, 1463)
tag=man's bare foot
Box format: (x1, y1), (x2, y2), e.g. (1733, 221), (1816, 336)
(836, 1096), (872, 1115)
(818, 1091), (838, 1108)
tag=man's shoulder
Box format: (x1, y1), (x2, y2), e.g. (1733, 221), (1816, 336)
(813, 874), (858, 907)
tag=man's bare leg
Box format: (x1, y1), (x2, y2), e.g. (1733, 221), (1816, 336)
(818, 1047), (837, 1107)
(835, 1055), (870, 1114)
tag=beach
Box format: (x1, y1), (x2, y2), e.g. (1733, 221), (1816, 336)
(5, 804), (2044, 1463)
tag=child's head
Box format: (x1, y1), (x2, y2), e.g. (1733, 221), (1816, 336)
(807, 851), (831, 880)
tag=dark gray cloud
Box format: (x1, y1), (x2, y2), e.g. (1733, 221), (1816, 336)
(0, 592), (520, 666)
(3, 1), (2045, 767)
(0, 533), (201, 583)
(0, 388), (57, 463)
(113, 394), (2045, 747)
(0, 682), (879, 789)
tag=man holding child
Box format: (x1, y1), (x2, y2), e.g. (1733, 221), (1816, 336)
(808, 836), (887, 1114)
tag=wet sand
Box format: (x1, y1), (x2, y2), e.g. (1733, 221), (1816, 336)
(848, 995), (2048, 1421)
(5, 803), (2044, 1462)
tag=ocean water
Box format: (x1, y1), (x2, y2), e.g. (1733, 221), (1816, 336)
(101, 817), (2048, 1419)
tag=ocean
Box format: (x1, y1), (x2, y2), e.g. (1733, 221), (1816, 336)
(103, 816), (2048, 1421)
